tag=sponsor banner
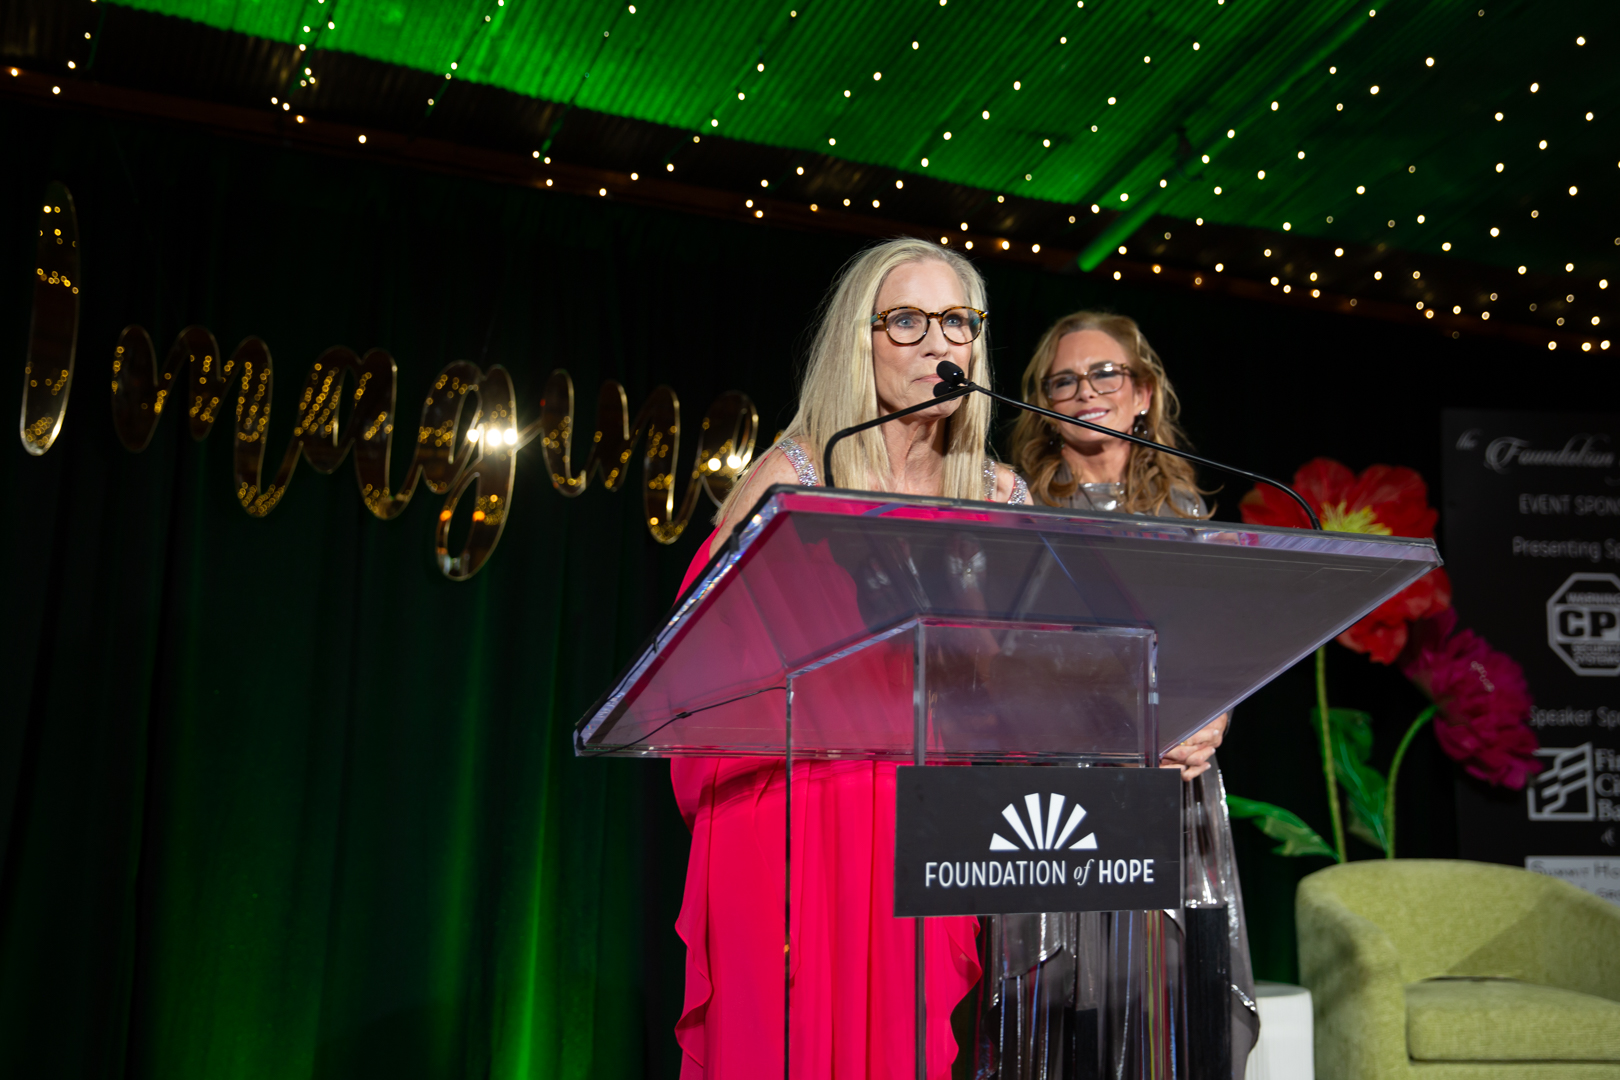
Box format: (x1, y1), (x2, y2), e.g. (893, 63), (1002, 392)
(1442, 411), (1620, 889)
(893, 765), (1181, 917)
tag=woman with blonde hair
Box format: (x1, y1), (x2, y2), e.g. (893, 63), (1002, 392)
(669, 238), (1028, 1079)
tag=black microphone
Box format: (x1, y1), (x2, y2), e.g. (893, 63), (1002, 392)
(931, 360), (1322, 530)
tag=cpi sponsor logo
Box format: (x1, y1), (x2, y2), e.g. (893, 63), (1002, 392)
(1547, 573), (1620, 676)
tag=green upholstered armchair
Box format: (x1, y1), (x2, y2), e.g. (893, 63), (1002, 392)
(1296, 860), (1620, 1080)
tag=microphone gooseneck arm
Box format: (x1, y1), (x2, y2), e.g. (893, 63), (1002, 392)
(931, 361), (1322, 530)
(820, 383), (975, 489)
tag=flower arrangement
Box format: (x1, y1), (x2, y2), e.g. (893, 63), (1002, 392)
(1228, 459), (1540, 861)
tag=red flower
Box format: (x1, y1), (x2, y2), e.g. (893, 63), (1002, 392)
(1401, 610), (1540, 789)
(1241, 458), (1451, 663)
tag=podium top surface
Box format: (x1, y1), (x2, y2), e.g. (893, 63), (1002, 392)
(576, 486), (1442, 759)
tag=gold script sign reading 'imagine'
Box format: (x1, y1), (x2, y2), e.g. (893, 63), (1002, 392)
(19, 183), (759, 580)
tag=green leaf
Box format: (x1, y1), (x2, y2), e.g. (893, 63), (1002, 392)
(1227, 794), (1339, 860)
(1311, 707), (1389, 854)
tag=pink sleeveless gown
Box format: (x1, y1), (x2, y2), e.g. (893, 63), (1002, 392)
(672, 446), (1027, 1078)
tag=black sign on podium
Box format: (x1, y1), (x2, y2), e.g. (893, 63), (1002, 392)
(894, 765), (1182, 916)
(575, 485), (1442, 1079)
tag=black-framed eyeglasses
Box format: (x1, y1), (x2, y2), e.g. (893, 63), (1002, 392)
(1042, 364), (1133, 402)
(870, 306), (987, 346)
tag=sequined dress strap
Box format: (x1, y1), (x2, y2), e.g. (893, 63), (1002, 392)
(985, 456), (1032, 505)
(778, 439), (821, 486)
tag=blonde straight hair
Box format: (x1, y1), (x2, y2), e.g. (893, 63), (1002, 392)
(716, 238), (997, 522)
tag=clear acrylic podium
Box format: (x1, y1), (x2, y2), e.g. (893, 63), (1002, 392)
(576, 486), (1442, 1078)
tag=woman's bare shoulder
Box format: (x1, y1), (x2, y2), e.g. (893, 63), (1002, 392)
(710, 449), (803, 558)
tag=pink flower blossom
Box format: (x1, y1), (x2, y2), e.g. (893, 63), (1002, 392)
(1401, 610), (1540, 789)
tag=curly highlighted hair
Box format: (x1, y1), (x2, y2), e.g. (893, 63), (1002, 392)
(1008, 311), (1209, 517)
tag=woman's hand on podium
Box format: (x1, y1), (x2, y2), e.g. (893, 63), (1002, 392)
(1159, 713), (1228, 780)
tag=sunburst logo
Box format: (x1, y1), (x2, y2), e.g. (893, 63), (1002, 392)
(990, 792), (1097, 852)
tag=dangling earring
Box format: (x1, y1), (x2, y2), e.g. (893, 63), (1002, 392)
(1132, 411), (1150, 437)
(1046, 422), (1063, 449)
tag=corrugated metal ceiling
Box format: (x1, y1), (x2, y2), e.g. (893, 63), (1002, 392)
(96, 0), (1616, 284)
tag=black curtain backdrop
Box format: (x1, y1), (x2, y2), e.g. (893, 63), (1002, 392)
(2, 99), (1598, 1079)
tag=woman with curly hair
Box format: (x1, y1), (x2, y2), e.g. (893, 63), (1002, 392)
(985, 311), (1258, 1080)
